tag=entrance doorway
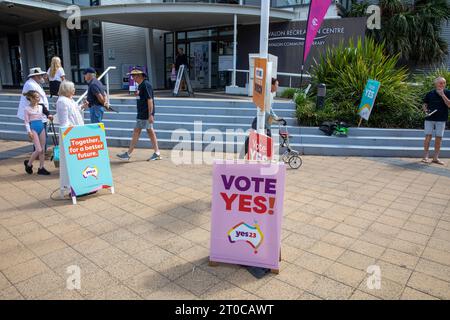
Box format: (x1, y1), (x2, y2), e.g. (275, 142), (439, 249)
(165, 26), (234, 90)
(8, 34), (23, 86)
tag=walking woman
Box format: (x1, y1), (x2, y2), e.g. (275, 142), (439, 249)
(47, 57), (66, 98)
(23, 91), (52, 175)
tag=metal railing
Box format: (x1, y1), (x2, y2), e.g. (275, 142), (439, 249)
(76, 66), (116, 104)
(226, 68), (311, 87)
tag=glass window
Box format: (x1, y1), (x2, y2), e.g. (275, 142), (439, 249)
(43, 25), (62, 69)
(177, 32), (186, 40)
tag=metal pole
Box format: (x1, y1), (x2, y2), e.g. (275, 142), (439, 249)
(257, 0), (270, 135)
(232, 14), (237, 87)
(106, 73), (110, 105)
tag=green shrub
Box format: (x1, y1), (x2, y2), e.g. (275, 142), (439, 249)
(413, 66), (450, 99)
(309, 37), (423, 128)
(280, 88), (297, 99)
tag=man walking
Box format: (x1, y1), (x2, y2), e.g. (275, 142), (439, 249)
(116, 68), (161, 161)
(422, 76), (450, 165)
(84, 67), (107, 123)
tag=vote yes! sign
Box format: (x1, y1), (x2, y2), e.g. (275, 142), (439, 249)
(210, 160), (286, 270)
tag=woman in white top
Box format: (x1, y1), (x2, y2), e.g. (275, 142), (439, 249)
(56, 81), (88, 127)
(47, 57), (66, 98)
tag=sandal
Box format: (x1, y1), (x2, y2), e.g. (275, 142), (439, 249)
(421, 158), (430, 164)
(432, 159), (445, 165)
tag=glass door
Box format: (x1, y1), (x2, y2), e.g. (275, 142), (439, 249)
(189, 41), (211, 89)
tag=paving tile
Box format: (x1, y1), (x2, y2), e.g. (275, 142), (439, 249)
(175, 268), (221, 296)
(415, 258), (450, 282)
(421, 247), (450, 266)
(324, 262), (366, 288)
(255, 278), (303, 300)
(307, 241), (346, 261)
(15, 271), (64, 299)
(133, 246), (175, 268)
(358, 277), (404, 300)
(3, 258), (50, 284)
(0, 247), (35, 270)
(349, 290), (380, 300)
(123, 269), (171, 298)
(294, 252), (334, 275)
(201, 281), (257, 300)
(407, 271), (450, 300)
(27, 237), (67, 257)
(146, 282), (198, 300)
(337, 250), (376, 272)
(103, 257), (148, 281)
(400, 287), (439, 300)
(0, 286), (24, 300)
(349, 240), (386, 259)
(225, 268), (274, 292)
(380, 249), (419, 270)
(308, 276), (353, 300)
(41, 247), (84, 270)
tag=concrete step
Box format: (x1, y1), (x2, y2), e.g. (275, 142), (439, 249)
(3, 128), (449, 158)
(0, 103), (296, 117)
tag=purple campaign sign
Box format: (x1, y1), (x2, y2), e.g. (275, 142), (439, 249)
(210, 160), (286, 270)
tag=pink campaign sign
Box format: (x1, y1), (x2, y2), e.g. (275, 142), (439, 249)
(210, 160), (286, 270)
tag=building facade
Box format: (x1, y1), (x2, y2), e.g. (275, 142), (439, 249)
(0, 0), (359, 91)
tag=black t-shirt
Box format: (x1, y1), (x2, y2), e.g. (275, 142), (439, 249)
(175, 53), (188, 71)
(87, 78), (105, 106)
(423, 89), (450, 122)
(136, 80), (155, 120)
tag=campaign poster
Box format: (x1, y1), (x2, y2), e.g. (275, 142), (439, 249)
(60, 123), (114, 199)
(210, 160), (286, 270)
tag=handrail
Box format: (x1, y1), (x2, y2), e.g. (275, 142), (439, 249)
(76, 66), (117, 104)
(225, 68), (312, 87)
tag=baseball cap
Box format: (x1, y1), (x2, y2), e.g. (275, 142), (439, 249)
(83, 67), (96, 75)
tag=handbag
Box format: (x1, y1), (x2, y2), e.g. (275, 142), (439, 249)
(49, 120), (60, 167)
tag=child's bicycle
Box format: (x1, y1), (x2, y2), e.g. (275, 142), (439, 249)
(277, 119), (302, 169)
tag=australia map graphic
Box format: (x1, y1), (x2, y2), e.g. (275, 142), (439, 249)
(227, 222), (264, 254)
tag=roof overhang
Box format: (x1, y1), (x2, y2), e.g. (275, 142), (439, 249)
(59, 3), (296, 31)
(0, 0), (66, 35)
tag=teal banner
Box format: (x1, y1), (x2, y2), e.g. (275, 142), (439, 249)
(357, 79), (381, 121)
(60, 123), (114, 197)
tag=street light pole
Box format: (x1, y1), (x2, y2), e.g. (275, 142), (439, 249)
(256, 0), (270, 135)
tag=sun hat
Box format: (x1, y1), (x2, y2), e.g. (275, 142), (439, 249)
(27, 67), (46, 78)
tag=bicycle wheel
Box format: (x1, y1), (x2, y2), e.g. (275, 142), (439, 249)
(289, 155), (302, 169)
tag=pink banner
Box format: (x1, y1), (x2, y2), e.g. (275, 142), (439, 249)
(303, 0), (332, 63)
(210, 160), (286, 270)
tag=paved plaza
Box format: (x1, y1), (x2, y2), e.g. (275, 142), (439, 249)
(0, 139), (450, 300)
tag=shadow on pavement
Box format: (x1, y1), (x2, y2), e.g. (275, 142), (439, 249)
(369, 157), (450, 178)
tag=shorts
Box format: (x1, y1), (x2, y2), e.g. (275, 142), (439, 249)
(135, 119), (153, 129)
(424, 121), (446, 137)
(89, 105), (104, 123)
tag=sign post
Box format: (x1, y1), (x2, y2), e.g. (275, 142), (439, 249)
(357, 79), (381, 127)
(209, 160), (286, 272)
(173, 65), (194, 97)
(59, 123), (114, 205)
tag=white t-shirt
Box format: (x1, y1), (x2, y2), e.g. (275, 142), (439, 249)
(17, 78), (49, 122)
(47, 67), (65, 82)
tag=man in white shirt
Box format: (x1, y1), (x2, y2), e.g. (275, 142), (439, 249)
(17, 67), (49, 123)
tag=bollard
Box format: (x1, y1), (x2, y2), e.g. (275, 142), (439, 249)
(316, 83), (326, 109)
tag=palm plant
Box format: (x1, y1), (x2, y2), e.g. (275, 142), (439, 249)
(339, 0), (450, 65)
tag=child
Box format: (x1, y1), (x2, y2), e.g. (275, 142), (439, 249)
(170, 63), (177, 89)
(23, 90), (52, 175)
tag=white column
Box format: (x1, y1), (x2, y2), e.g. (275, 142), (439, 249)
(60, 21), (72, 81)
(18, 31), (28, 83)
(145, 28), (157, 86)
(256, 0), (270, 134)
(231, 13), (238, 87)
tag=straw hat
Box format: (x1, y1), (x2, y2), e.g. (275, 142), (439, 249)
(27, 67), (46, 78)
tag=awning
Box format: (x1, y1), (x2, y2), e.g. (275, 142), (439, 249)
(59, 3), (296, 31)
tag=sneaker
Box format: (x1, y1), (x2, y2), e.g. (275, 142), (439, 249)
(116, 152), (130, 161)
(24, 160), (33, 174)
(148, 153), (161, 161)
(37, 167), (51, 175)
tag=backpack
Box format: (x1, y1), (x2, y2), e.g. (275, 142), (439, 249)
(319, 121), (337, 136)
